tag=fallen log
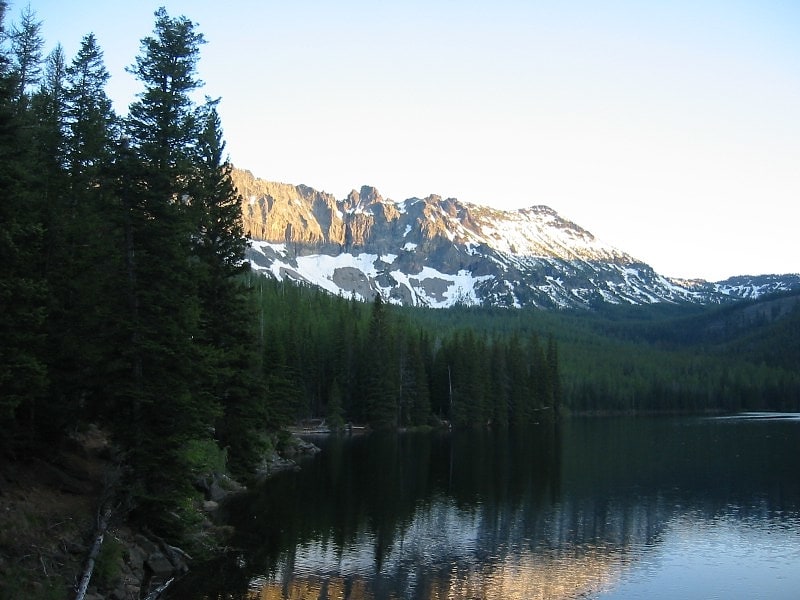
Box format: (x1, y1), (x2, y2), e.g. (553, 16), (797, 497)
(143, 576), (175, 600)
(73, 505), (112, 600)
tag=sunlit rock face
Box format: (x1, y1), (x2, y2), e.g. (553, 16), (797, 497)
(237, 169), (343, 247)
(232, 169), (800, 309)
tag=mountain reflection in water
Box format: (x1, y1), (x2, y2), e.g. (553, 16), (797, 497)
(167, 416), (800, 600)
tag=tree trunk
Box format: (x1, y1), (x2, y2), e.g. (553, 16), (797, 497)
(73, 506), (111, 600)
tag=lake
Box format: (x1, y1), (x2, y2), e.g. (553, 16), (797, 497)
(168, 414), (800, 599)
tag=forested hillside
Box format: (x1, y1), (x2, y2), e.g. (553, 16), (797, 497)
(248, 275), (560, 430)
(243, 270), (800, 429)
(396, 293), (800, 414)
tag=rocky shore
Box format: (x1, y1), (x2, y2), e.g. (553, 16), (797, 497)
(0, 426), (320, 599)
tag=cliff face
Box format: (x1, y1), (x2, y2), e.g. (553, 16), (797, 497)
(232, 169), (800, 308)
(234, 169), (464, 258)
(235, 169), (341, 247)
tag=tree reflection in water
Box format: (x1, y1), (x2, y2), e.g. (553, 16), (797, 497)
(167, 417), (800, 600)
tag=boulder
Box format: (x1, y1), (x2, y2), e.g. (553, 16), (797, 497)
(145, 552), (174, 577)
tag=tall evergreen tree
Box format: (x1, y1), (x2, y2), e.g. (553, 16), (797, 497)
(42, 33), (120, 429)
(115, 7), (214, 535)
(0, 1), (48, 453)
(126, 7), (204, 176)
(64, 33), (116, 183)
(362, 295), (399, 428)
(31, 44), (66, 170)
(8, 3), (42, 104)
(403, 331), (431, 426)
(333, 299), (362, 420)
(29, 43), (81, 443)
(489, 340), (510, 426)
(546, 335), (561, 418)
(507, 333), (531, 425)
(188, 100), (267, 478)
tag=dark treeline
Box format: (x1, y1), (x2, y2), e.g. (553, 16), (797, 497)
(557, 295), (800, 413)
(0, 3), (559, 545)
(249, 276), (560, 430)
(251, 271), (800, 424)
(399, 297), (800, 414)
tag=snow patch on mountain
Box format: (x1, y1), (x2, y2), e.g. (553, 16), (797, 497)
(248, 244), (493, 307)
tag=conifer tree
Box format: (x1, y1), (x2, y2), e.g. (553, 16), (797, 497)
(507, 333), (531, 424)
(362, 295), (399, 428)
(527, 333), (546, 410)
(8, 3), (42, 104)
(489, 340), (510, 426)
(547, 335), (561, 418)
(29, 43), (81, 443)
(31, 44), (66, 171)
(44, 33), (120, 427)
(0, 1), (48, 453)
(405, 331), (431, 426)
(64, 33), (116, 182)
(115, 7), (215, 534)
(126, 7), (204, 175)
(188, 100), (267, 478)
(332, 300), (362, 419)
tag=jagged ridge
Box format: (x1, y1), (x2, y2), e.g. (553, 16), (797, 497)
(233, 169), (799, 309)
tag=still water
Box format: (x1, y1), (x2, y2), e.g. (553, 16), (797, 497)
(169, 414), (800, 599)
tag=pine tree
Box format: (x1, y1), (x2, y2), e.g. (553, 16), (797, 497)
(8, 3), (43, 104)
(547, 335), (561, 418)
(489, 340), (510, 426)
(126, 7), (204, 176)
(332, 300), (361, 420)
(28, 43), (79, 443)
(115, 7), (215, 535)
(528, 333), (546, 410)
(0, 1), (48, 453)
(31, 44), (66, 172)
(188, 100), (267, 478)
(64, 33), (117, 182)
(42, 33), (120, 429)
(405, 331), (431, 426)
(362, 295), (399, 428)
(507, 333), (531, 425)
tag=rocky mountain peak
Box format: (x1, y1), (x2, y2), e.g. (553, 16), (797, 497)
(233, 168), (799, 309)
(344, 185), (384, 213)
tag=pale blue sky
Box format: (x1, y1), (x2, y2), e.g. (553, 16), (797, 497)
(14, 0), (800, 280)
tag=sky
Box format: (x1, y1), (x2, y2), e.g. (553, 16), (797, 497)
(14, 0), (800, 280)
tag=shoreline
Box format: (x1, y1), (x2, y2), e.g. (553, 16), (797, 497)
(0, 427), (320, 599)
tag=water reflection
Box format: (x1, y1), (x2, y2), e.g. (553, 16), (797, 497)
(167, 416), (800, 599)
(598, 511), (800, 599)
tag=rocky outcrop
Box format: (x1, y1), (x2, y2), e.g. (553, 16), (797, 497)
(234, 169), (341, 247)
(76, 528), (192, 600)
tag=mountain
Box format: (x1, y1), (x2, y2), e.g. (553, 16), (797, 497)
(672, 274), (800, 301)
(233, 169), (799, 309)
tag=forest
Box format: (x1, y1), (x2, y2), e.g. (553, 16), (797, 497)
(249, 275), (561, 431)
(1, 2), (799, 553)
(251, 275), (800, 424)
